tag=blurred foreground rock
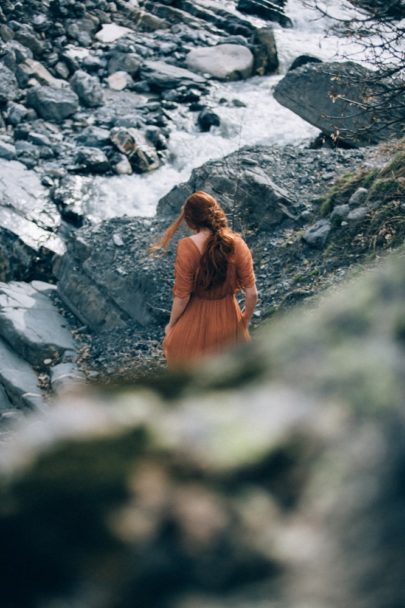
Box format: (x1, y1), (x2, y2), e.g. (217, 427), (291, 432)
(0, 247), (404, 608)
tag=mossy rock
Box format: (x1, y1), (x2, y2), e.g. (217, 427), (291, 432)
(368, 176), (405, 203)
(0, 248), (405, 607)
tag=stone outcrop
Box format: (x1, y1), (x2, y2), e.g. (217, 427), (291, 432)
(0, 247), (404, 607)
(274, 61), (405, 146)
(0, 281), (76, 368)
(54, 217), (173, 332)
(157, 145), (304, 231)
(0, 159), (65, 282)
(186, 44), (254, 81)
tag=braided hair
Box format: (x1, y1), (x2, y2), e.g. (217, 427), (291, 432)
(151, 191), (235, 289)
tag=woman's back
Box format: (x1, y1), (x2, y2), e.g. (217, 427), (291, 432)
(174, 234), (255, 301)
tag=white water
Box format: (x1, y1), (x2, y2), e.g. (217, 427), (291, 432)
(84, 0), (377, 222)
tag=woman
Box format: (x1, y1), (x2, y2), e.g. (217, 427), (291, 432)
(153, 191), (258, 368)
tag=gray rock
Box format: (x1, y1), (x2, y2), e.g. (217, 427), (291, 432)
(75, 126), (111, 148)
(288, 54), (322, 71)
(0, 337), (45, 410)
(349, 187), (369, 207)
(252, 27), (279, 75)
(141, 60), (206, 91)
(54, 217), (169, 331)
(14, 25), (44, 56)
(274, 61), (404, 146)
(108, 52), (141, 77)
(0, 159), (64, 281)
(5, 102), (30, 126)
(237, 0), (292, 27)
(347, 206), (369, 221)
(0, 281), (76, 368)
(18, 58), (66, 88)
(186, 44), (254, 81)
(0, 141), (17, 160)
(26, 85), (79, 123)
(113, 155), (132, 175)
(302, 219), (332, 248)
(75, 147), (110, 174)
(197, 108), (221, 132)
(70, 70), (104, 108)
(0, 65), (19, 104)
(330, 203), (350, 223)
(107, 71), (133, 91)
(110, 127), (160, 173)
(157, 146), (301, 231)
(50, 362), (85, 394)
(95, 23), (134, 43)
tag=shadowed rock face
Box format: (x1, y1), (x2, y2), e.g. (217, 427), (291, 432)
(0, 247), (404, 608)
(274, 61), (405, 147)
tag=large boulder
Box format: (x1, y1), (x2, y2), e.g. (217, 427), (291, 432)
(26, 85), (79, 123)
(0, 282), (76, 368)
(54, 217), (173, 332)
(0, 160), (65, 281)
(186, 44), (254, 81)
(157, 145), (303, 231)
(141, 60), (206, 91)
(0, 248), (404, 607)
(274, 61), (405, 146)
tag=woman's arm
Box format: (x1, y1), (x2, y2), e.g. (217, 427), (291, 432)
(242, 284), (258, 326)
(165, 295), (190, 334)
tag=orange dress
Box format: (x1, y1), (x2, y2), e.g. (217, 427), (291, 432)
(163, 235), (256, 368)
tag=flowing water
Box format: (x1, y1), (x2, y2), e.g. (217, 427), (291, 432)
(83, 0), (372, 222)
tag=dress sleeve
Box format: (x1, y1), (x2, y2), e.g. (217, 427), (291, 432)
(236, 238), (256, 289)
(173, 239), (196, 298)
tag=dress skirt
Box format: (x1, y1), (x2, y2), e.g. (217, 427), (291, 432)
(163, 293), (250, 368)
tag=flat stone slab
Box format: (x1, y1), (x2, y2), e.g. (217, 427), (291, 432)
(95, 24), (134, 43)
(0, 337), (46, 410)
(142, 60), (206, 90)
(0, 281), (76, 368)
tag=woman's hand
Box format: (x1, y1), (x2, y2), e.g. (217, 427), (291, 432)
(165, 323), (173, 336)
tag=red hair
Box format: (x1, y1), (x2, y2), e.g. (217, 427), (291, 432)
(151, 191), (235, 289)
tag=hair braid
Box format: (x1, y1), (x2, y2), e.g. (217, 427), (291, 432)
(150, 191), (235, 289)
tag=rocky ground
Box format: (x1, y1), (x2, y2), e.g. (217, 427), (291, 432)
(0, 0), (404, 430)
(68, 139), (405, 383)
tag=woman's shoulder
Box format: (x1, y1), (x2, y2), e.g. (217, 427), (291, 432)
(231, 233), (250, 251)
(177, 236), (200, 254)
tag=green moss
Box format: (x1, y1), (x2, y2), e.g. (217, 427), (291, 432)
(379, 149), (405, 180)
(320, 169), (378, 216)
(368, 177), (405, 203)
